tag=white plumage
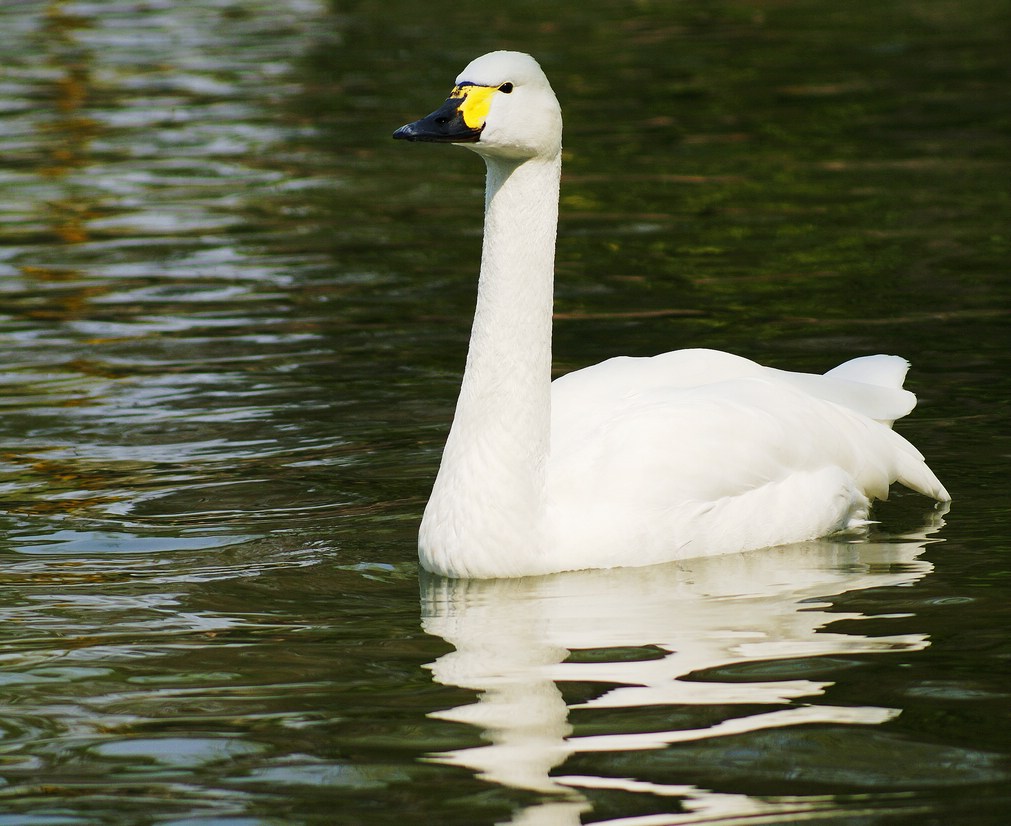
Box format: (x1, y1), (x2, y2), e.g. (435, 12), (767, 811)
(394, 51), (949, 579)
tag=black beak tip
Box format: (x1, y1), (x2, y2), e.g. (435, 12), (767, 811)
(392, 100), (482, 144)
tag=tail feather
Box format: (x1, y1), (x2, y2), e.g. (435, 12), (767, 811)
(774, 354), (917, 425)
(825, 354), (910, 388)
(891, 433), (950, 502)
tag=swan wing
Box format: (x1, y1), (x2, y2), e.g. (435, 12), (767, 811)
(547, 351), (948, 568)
(551, 375), (916, 503)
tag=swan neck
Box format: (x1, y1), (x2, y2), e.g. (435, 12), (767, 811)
(420, 152), (561, 578)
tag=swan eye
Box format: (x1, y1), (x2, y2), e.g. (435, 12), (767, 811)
(499, 82), (514, 94)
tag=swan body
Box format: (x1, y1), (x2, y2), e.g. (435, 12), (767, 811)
(394, 51), (949, 579)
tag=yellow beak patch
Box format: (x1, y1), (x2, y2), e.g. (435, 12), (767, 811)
(450, 84), (498, 130)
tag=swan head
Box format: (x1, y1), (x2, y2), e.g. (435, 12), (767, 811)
(393, 51), (562, 161)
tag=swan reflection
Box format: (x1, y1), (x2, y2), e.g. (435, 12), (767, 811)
(420, 517), (944, 824)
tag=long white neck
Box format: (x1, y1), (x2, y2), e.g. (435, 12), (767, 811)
(419, 152), (561, 578)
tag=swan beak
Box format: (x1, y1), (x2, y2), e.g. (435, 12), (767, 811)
(393, 85), (491, 144)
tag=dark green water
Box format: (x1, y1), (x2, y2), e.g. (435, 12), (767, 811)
(1, 1), (1009, 824)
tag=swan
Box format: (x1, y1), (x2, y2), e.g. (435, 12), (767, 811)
(393, 50), (949, 579)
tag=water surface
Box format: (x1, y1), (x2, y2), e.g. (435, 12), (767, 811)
(1, 1), (1009, 824)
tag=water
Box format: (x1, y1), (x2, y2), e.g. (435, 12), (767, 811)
(1, 1), (1009, 823)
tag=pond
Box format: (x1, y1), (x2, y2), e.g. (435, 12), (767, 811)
(1, 1), (1009, 824)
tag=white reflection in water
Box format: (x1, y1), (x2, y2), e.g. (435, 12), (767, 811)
(421, 514), (944, 825)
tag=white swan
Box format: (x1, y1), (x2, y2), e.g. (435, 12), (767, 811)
(394, 50), (949, 579)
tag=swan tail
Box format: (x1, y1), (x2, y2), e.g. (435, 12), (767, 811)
(824, 354), (910, 389)
(894, 444), (951, 502)
(769, 354), (919, 426)
(828, 357), (950, 502)
(821, 356), (949, 502)
(822, 355), (916, 426)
